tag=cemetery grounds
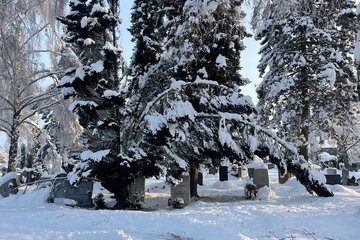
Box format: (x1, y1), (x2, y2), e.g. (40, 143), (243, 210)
(0, 168), (359, 240)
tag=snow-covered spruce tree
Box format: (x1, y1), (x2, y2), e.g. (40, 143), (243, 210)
(326, 0), (360, 168)
(142, 0), (251, 198)
(135, 0), (332, 197)
(129, 0), (163, 88)
(123, 0), (165, 149)
(58, 0), (161, 208)
(256, 0), (350, 161)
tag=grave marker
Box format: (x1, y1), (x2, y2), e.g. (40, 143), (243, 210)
(219, 166), (228, 181)
(170, 175), (190, 207)
(325, 174), (341, 185)
(128, 176), (146, 203)
(253, 169), (269, 188)
(327, 168), (337, 175)
(0, 177), (18, 197)
(50, 179), (93, 208)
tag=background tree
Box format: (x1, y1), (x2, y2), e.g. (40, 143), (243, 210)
(0, 0), (61, 172)
(325, 0), (360, 168)
(255, 0), (358, 161)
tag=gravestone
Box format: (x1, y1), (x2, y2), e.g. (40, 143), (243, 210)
(349, 163), (357, 172)
(219, 166), (228, 181)
(0, 178), (18, 197)
(197, 172), (203, 186)
(51, 179), (93, 208)
(128, 176), (146, 203)
(170, 175), (190, 207)
(247, 168), (255, 178)
(325, 174), (341, 185)
(253, 169), (269, 188)
(327, 168), (337, 175)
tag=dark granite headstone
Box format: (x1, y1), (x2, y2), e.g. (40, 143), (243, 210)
(325, 174), (341, 185)
(197, 172), (203, 186)
(350, 163), (358, 172)
(0, 178), (18, 197)
(253, 169), (269, 188)
(51, 179), (93, 208)
(170, 175), (190, 207)
(128, 176), (146, 203)
(219, 166), (228, 181)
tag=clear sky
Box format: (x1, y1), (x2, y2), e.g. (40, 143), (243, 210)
(0, 1), (262, 149)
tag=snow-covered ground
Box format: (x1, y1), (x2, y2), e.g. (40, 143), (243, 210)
(0, 169), (360, 240)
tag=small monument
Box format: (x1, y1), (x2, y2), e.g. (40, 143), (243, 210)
(170, 175), (190, 208)
(327, 168), (337, 175)
(219, 166), (228, 181)
(128, 176), (146, 204)
(50, 178), (94, 208)
(325, 168), (341, 185)
(253, 168), (269, 188)
(0, 172), (18, 197)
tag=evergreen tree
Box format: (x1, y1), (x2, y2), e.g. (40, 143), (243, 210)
(123, 0), (165, 150)
(325, 0), (360, 168)
(58, 0), (161, 208)
(144, 0), (252, 197)
(256, 0), (353, 161)
(136, 0), (332, 197)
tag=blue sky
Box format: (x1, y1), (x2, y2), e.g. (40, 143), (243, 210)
(0, 1), (261, 149)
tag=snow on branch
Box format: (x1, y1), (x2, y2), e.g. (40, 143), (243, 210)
(138, 80), (229, 125)
(68, 100), (98, 112)
(81, 149), (110, 162)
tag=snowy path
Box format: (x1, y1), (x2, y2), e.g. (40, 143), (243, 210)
(0, 170), (360, 240)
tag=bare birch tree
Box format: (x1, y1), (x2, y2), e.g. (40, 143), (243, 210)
(0, 0), (64, 172)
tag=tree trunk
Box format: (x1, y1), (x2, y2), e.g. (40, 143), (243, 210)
(189, 162), (199, 198)
(7, 133), (19, 173)
(338, 146), (349, 169)
(300, 95), (310, 161)
(113, 186), (129, 209)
